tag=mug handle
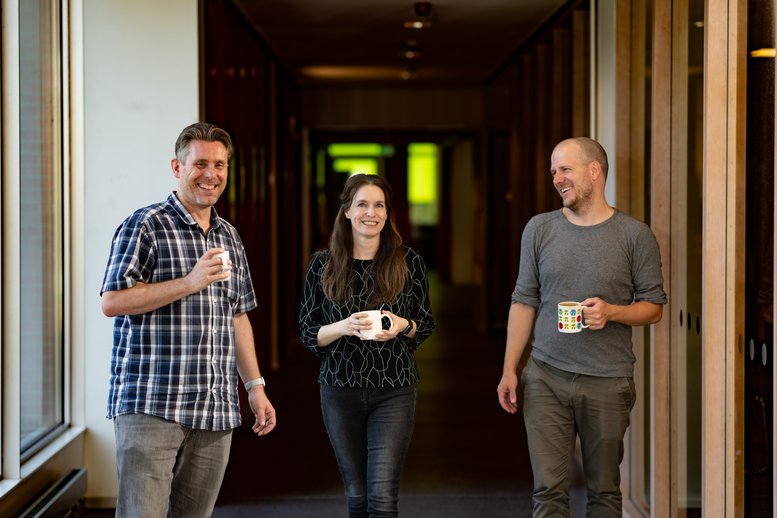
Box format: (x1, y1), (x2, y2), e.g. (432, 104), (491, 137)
(580, 306), (589, 329)
(381, 313), (394, 330)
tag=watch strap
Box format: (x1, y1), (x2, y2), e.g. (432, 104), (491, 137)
(401, 320), (414, 335)
(244, 377), (266, 390)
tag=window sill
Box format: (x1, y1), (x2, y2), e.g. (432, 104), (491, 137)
(0, 426), (86, 502)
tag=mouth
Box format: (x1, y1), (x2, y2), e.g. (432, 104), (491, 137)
(361, 220), (379, 226)
(198, 183), (219, 191)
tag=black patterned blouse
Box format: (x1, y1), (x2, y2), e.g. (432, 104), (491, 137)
(298, 246), (434, 388)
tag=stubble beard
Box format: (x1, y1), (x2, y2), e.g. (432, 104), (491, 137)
(563, 183), (593, 214)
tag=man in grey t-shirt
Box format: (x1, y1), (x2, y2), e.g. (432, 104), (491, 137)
(497, 137), (666, 517)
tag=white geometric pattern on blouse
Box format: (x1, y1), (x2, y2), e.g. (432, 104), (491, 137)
(298, 246), (434, 388)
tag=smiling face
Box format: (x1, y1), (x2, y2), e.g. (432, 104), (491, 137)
(344, 184), (387, 241)
(550, 141), (595, 213)
(172, 140), (229, 217)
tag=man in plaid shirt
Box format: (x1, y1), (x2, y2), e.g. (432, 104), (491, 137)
(101, 122), (276, 517)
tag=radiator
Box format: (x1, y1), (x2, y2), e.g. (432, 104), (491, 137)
(20, 468), (87, 518)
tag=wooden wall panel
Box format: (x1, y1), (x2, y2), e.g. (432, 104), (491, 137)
(551, 27), (572, 146)
(202, 0), (301, 371)
(534, 42), (553, 213)
(572, 8), (591, 138)
(650, 0), (672, 514)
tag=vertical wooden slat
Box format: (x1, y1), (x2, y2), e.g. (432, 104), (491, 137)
(268, 61), (280, 370)
(614, 0), (632, 214)
(551, 27), (572, 145)
(725, 0), (747, 514)
(650, 0), (673, 515)
(702, 0), (747, 514)
(630, 0), (647, 223)
(534, 43), (552, 212)
(572, 8), (591, 137)
(670, 0), (690, 511)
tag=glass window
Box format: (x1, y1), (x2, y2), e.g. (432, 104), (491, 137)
(19, 0), (65, 457)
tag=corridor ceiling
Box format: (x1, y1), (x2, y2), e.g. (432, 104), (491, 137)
(231, 0), (568, 85)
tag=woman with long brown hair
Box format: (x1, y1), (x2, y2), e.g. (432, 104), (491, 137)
(299, 173), (434, 517)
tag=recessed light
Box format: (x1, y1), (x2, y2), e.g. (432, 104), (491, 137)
(403, 20), (432, 29)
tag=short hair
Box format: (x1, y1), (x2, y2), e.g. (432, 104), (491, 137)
(174, 122), (234, 163)
(572, 137), (609, 179)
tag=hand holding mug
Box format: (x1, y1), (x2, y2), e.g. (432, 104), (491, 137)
(214, 250), (231, 280)
(558, 297), (610, 332)
(356, 310), (394, 340)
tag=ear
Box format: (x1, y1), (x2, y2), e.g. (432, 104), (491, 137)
(171, 158), (182, 178)
(589, 160), (603, 181)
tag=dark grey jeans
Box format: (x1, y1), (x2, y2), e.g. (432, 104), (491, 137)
(521, 356), (636, 518)
(320, 384), (416, 518)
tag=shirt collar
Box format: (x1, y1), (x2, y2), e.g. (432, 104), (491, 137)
(168, 192), (223, 230)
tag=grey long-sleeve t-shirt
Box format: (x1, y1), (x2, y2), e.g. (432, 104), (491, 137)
(511, 209), (667, 377)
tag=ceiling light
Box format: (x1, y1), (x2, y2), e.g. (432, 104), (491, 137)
(403, 20), (432, 29)
(301, 66), (409, 80)
(402, 50), (422, 59)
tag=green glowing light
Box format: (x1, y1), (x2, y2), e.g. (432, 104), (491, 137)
(332, 158), (378, 176)
(408, 143), (437, 204)
(328, 143), (393, 157)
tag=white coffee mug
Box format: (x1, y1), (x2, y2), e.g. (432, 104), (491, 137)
(557, 301), (588, 333)
(359, 310), (394, 340)
(215, 250), (231, 281)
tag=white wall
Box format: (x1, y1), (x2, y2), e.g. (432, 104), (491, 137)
(81, 0), (199, 501)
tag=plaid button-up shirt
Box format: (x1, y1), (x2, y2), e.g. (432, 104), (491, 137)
(101, 193), (258, 430)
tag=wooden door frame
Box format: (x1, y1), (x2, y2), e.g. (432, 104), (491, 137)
(647, 0), (747, 515)
(653, 0), (747, 515)
(702, 0), (746, 514)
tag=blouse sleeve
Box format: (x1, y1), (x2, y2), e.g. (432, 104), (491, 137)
(404, 248), (434, 350)
(298, 253), (327, 357)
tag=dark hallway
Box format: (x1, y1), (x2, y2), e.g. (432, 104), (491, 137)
(213, 272), (586, 517)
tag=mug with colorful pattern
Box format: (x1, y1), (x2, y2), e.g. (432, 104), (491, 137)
(557, 301), (588, 333)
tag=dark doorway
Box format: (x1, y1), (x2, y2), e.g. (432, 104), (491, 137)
(744, 1), (774, 515)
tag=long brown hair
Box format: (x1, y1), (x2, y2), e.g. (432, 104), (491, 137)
(322, 174), (408, 305)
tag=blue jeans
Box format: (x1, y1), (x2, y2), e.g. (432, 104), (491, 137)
(113, 413), (232, 518)
(521, 357), (636, 518)
(320, 384), (417, 518)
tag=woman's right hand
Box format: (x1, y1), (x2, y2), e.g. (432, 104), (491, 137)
(343, 312), (374, 338)
(316, 312), (372, 347)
